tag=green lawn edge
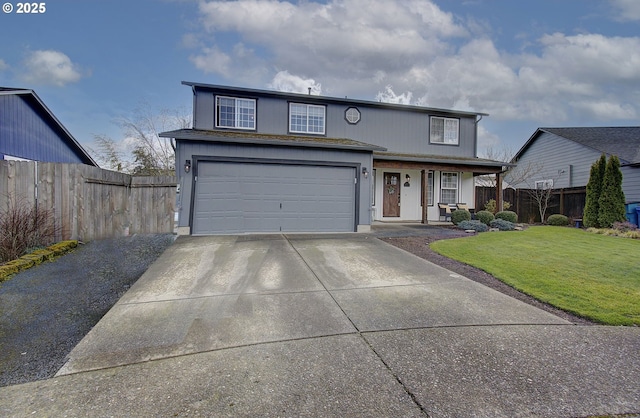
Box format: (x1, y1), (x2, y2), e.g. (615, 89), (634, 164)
(430, 226), (640, 326)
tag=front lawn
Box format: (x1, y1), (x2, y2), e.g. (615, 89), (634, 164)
(430, 226), (640, 326)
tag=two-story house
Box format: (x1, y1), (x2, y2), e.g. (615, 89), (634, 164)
(161, 82), (507, 235)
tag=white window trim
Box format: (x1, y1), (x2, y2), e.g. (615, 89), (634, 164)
(440, 172), (459, 205)
(215, 96), (256, 130)
(345, 107), (361, 124)
(430, 116), (459, 145)
(535, 179), (554, 190)
(289, 103), (326, 134)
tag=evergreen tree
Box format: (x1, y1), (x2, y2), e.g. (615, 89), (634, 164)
(598, 155), (626, 228)
(583, 154), (606, 228)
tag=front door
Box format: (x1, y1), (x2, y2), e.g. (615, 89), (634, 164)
(383, 172), (401, 217)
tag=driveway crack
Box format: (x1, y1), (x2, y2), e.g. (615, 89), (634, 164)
(283, 234), (431, 416)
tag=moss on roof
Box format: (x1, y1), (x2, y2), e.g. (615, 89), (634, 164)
(161, 129), (386, 151)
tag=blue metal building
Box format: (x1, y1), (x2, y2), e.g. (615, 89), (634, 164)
(0, 88), (96, 165)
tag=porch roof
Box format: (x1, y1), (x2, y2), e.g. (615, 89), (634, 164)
(373, 151), (513, 175)
(161, 129), (387, 152)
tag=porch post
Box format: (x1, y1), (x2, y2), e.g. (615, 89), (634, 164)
(496, 172), (503, 212)
(421, 169), (427, 223)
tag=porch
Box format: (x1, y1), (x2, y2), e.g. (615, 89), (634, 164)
(372, 152), (509, 224)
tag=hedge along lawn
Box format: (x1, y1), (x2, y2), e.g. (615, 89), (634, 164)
(430, 226), (640, 326)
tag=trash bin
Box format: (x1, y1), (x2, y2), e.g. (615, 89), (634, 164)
(636, 207), (640, 228)
(626, 203), (639, 226)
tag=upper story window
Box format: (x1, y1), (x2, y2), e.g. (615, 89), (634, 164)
(216, 96), (256, 130)
(430, 116), (459, 145)
(289, 103), (325, 134)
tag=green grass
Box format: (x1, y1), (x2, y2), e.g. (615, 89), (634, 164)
(430, 226), (640, 325)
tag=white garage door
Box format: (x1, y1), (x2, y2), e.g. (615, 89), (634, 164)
(192, 161), (356, 234)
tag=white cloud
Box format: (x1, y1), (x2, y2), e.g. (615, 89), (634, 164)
(194, 0), (466, 92)
(375, 85), (412, 105)
(190, 0), (640, 140)
(570, 100), (637, 120)
(190, 46), (232, 77)
(21, 50), (84, 86)
(0, 59), (8, 71)
(268, 71), (322, 95)
(610, 0), (640, 21)
(477, 125), (502, 156)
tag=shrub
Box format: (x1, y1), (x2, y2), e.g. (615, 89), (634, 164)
(0, 195), (58, 263)
(484, 199), (511, 214)
(490, 219), (516, 231)
(457, 220), (489, 232)
(495, 210), (518, 223)
(451, 209), (471, 225)
(598, 155), (626, 228)
(475, 210), (495, 225)
(612, 221), (638, 232)
(547, 214), (569, 226)
(583, 154), (606, 228)
(621, 230), (640, 239)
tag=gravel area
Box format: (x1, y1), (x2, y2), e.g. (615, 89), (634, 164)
(0, 234), (176, 387)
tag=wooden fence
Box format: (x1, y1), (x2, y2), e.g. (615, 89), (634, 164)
(475, 186), (586, 223)
(0, 161), (177, 241)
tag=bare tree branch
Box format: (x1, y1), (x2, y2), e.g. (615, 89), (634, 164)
(89, 103), (191, 175)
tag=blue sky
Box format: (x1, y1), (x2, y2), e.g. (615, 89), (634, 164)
(1, 0), (639, 160)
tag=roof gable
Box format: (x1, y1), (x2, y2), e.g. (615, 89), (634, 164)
(182, 81), (488, 119)
(0, 88), (97, 166)
(514, 127), (640, 165)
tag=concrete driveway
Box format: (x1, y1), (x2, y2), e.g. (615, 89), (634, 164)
(1, 234), (639, 417)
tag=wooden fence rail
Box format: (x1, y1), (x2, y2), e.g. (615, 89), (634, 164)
(475, 186), (586, 223)
(0, 161), (176, 241)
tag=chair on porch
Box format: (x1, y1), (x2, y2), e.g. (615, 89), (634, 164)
(438, 203), (452, 222)
(456, 203), (475, 219)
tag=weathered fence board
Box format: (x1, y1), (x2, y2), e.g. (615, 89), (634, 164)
(0, 161), (176, 241)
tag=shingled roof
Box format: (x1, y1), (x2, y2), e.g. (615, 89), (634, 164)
(514, 127), (640, 165)
(160, 128), (387, 152)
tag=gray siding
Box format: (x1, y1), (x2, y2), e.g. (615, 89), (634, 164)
(176, 140), (373, 228)
(0, 95), (89, 163)
(510, 131), (640, 203)
(193, 89), (478, 158)
(622, 166), (640, 203)
(508, 132), (602, 189)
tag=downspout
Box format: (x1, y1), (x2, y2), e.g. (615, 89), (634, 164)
(474, 115), (483, 159)
(191, 85), (197, 129)
(34, 161), (38, 230)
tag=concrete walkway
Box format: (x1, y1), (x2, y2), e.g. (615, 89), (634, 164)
(1, 234), (639, 417)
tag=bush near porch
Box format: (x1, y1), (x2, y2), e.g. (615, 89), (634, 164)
(430, 226), (640, 326)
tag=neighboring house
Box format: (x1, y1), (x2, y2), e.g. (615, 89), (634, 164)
(508, 126), (640, 206)
(161, 82), (507, 235)
(0, 87), (96, 165)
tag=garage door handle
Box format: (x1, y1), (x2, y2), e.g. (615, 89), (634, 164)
(280, 203), (282, 209)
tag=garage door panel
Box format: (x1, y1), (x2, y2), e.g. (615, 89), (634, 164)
(193, 162), (356, 234)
